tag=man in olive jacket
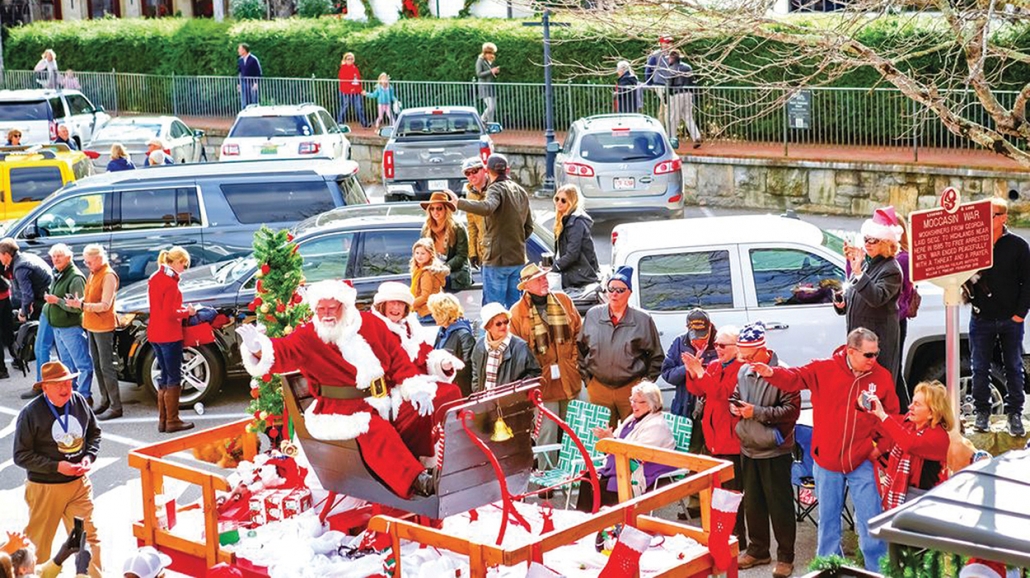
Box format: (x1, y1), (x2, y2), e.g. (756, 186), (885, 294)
(730, 321), (800, 578)
(43, 244), (94, 404)
(509, 263), (582, 467)
(449, 153), (533, 308)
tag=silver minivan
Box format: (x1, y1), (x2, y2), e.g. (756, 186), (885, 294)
(554, 114), (683, 219)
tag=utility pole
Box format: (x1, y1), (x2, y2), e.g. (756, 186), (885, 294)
(523, 9), (568, 196)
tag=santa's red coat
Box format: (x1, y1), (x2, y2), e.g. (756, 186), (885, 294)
(243, 310), (460, 498)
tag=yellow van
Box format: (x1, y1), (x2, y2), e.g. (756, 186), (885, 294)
(0, 144), (93, 223)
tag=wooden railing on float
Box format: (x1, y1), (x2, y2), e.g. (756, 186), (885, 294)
(368, 439), (739, 578)
(127, 418), (258, 570)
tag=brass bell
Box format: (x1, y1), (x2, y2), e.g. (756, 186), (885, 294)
(490, 414), (514, 442)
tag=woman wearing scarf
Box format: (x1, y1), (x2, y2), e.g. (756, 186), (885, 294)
(869, 380), (952, 510)
(470, 303), (540, 393)
(428, 292), (476, 397)
(553, 185), (600, 290)
(371, 281), (464, 385)
(576, 381), (676, 511)
(421, 192), (473, 291)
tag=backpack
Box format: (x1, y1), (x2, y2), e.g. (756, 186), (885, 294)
(905, 285), (922, 319)
(11, 321), (37, 376)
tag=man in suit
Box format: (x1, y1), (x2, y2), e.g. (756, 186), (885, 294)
(237, 43), (262, 109)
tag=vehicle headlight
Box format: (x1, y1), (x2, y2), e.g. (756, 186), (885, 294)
(116, 313), (139, 329)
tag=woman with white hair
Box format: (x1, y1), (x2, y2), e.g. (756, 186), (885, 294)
(33, 49), (58, 89)
(576, 380), (676, 511)
(614, 60), (642, 113)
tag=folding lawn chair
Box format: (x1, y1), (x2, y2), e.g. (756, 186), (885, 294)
(529, 400), (611, 509)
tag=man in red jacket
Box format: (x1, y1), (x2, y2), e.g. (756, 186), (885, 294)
(749, 327), (899, 572)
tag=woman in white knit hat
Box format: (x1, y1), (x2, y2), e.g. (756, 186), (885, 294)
(835, 206), (905, 402)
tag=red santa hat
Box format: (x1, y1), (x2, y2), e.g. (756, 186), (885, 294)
(860, 205), (903, 243)
(960, 559), (1007, 578)
(303, 279), (356, 309)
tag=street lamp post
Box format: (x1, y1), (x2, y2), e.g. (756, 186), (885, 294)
(524, 9), (568, 197)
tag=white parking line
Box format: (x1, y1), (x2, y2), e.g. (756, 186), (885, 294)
(700, 206), (715, 218)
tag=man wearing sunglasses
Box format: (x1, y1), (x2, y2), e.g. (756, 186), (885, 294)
(749, 327), (899, 573)
(578, 265), (664, 426)
(460, 157), (488, 270)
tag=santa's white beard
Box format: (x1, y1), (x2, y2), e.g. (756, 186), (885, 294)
(314, 316), (346, 343)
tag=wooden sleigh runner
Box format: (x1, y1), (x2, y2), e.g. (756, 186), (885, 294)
(281, 372), (544, 520)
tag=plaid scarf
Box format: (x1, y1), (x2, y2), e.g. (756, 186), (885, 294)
(485, 335), (509, 390)
(527, 293), (571, 356)
(881, 427), (924, 510)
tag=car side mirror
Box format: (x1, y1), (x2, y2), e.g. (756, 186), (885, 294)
(669, 137), (680, 150)
(486, 123), (503, 134)
(23, 222), (39, 239)
(194, 129), (206, 139)
(378, 127), (394, 138)
(339, 125), (351, 134)
(94, 105), (105, 113)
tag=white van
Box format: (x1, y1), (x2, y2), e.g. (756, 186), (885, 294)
(0, 89), (110, 148)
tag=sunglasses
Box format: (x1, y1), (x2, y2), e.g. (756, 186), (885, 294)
(863, 237), (882, 245)
(994, 212), (1007, 218)
(554, 197), (569, 204)
(429, 206), (447, 212)
(464, 168), (483, 176)
(606, 287), (629, 295)
(492, 319), (510, 328)
(713, 343), (734, 349)
(852, 349), (879, 359)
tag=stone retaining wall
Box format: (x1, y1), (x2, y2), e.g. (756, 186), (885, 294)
(349, 136), (1030, 219)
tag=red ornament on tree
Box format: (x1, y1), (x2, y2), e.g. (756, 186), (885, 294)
(291, 293), (303, 305)
(250, 388), (261, 399)
(286, 233), (294, 242)
(252, 297), (262, 309)
(265, 314), (276, 322)
(276, 303), (286, 313)
(269, 428), (280, 438)
(261, 264), (271, 276)
(262, 373), (273, 383)
(256, 279), (263, 293)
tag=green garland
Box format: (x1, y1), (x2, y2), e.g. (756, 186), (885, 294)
(245, 227), (311, 435)
(457, 0), (476, 18)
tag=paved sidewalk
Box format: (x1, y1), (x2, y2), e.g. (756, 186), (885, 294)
(178, 114), (1028, 172)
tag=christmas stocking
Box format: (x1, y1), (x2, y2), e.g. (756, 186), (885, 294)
(709, 488), (743, 571)
(598, 525), (651, 578)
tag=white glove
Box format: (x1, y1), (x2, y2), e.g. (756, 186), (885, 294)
(236, 324), (262, 354)
(409, 389), (435, 417)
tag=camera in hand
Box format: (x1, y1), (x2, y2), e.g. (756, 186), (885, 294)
(859, 391), (875, 411)
(833, 290), (845, 304)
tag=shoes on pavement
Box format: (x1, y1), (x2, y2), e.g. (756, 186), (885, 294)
(737, 553), (771, 569)
(20, 389), (39, 400)
(773, 561), (794, 578)
(93, 400), (109, 415)
(974, 410), (991, 432)
(412, 469), (436, 497)
(96, 408), (123, 421)
(692, 141), (702, 149)
(1007, 413), (1026, 437)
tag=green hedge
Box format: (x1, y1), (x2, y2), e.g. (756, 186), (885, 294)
(12, 16), (1030, 87)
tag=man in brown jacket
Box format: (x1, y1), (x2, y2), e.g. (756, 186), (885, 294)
(460, 157), (488, 269)
(509, 263), (582, 467)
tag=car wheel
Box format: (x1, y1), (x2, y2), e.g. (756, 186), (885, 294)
(915, 357), (1005, 417)
(141, 344), (225, 406)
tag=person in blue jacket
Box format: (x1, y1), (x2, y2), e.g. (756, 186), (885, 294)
(364, 73), (398, 129)
(660, 307), (719, 453)
(237, 43), (263, 108)
(106, 144), (135, 172)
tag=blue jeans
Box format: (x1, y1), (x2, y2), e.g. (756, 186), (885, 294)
(970, 316), (1026, 415)
(34, 314), (56, 381)
(53, 325), (94, 397)
(338, 93), (367, 126)
(482, 265), (522, 309)
(151, 341), (183, 389)
(812, 460), (886, 572)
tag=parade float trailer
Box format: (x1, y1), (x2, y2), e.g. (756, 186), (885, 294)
(129, 376), (738, 577)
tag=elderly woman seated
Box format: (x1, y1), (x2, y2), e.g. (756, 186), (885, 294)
(576, 380), (676, 512)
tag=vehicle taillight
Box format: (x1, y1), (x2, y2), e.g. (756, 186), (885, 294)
(49, 121), (58, 140)
(611, 230), (619, 246)
(221, 143), (240, 156)
(564, 162), (595, 177)
(480, 145), (491, 163)
(384, 150), (395, 179)
(82, 150), (100, 160)
(298, 142), (321, 155)
(654, 158), (682, 175)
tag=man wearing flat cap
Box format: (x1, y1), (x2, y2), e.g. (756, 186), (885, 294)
(13, 361), (103, 577)
(509, 262), (582, 465)
(578, 266), (664, 425)
(447, 153), (533, 308)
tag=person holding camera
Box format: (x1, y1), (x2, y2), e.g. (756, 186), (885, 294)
(749, 327), (899, 573)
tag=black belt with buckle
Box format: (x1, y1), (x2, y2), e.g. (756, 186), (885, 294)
(320, 377), (389, 400)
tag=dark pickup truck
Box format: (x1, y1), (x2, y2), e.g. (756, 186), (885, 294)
(379, 106), (501, 202)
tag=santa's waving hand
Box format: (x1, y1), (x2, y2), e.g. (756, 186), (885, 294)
(236, 279), (462, 499)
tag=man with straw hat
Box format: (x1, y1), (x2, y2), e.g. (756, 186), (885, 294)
(13, 361), (103, 577)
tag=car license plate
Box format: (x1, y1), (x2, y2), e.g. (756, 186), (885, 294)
(613, 177), (635, 190)
(428, 179), (449, 191)
(260, 144), (279, 155)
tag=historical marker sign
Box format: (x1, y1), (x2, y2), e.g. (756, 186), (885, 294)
(909, 199), (993, 283)
(787, 90), (812, 130)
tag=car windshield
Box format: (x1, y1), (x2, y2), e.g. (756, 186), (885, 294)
(0, 101), (49, 121)
(397, 113), (480, 136)
(230, 116), (313, 138)
(93, 123), (161, 142)
(579, 131), (666, 163)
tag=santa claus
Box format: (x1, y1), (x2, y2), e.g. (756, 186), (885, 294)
(370, 281), (464, 382)
(235, 279), (462, 499)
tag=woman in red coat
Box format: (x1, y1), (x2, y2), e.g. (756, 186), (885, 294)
(147, 246), (196, 433)
(338, 52), (369, 127)
(870, 380), (952, 510)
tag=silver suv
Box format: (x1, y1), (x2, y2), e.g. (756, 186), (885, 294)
(0, 89), (110, 147)
(554, 114), (683, 219)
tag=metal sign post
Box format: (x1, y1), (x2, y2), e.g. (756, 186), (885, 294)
(524, 10), (569, 197)
(909, 187), (993, 424)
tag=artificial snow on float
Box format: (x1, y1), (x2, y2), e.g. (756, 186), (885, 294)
(220, 498), (705, 577)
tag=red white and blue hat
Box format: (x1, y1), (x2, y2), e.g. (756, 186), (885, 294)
(738, 321), (766, 348)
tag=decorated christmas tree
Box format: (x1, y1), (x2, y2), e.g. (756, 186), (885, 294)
(246, 227), (311, 435)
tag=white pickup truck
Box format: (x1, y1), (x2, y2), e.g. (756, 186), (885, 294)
(609, 214), (1025, 415)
